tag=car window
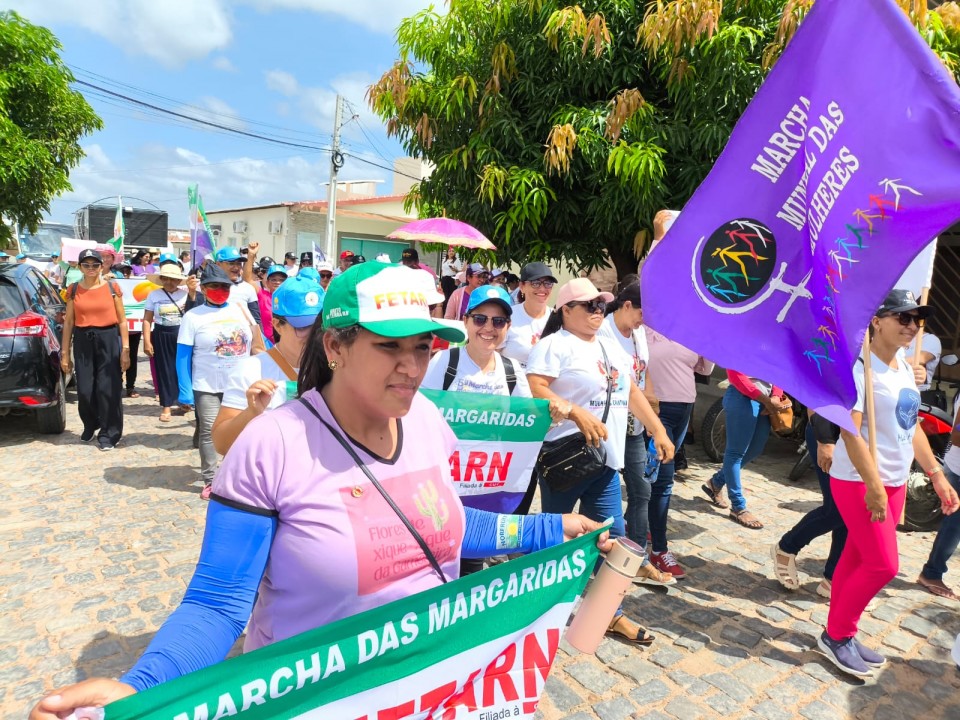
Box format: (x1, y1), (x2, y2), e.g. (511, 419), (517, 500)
(19, 270), (49, 314)
(0, 280), (25, 321)
(32, 270), (62, 308)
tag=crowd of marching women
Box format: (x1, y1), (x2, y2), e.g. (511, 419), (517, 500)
(28, 219), (960, 716)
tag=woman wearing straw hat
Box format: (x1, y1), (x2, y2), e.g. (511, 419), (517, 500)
(143, 264), (188, 422)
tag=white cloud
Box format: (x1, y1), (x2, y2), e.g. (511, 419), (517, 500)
(51, 142), (392, 227)
(264, 70), (300, 97)
(7, 0), (233, 67)
(212, 56), (237, 72)
(194, 96), (247, 130)
(243, 0), (437, 34)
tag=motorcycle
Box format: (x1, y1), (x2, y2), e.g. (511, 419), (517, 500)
(700, 386), (808, 479)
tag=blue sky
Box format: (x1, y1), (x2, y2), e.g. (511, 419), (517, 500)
(7, 0), (436, 227)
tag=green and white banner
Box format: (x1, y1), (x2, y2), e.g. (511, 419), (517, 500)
(103, 530), (601, 720)
(419, 389), (552, 514)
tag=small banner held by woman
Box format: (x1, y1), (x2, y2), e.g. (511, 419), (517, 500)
(420, 389), (553, 513)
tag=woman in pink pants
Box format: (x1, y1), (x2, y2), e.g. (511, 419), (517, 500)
(820, 289), (958, 678)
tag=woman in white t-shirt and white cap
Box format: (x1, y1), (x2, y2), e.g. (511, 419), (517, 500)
(526, 278), (675, 645)
(818, 289), (959, 679)
(212, 275), (325, 454)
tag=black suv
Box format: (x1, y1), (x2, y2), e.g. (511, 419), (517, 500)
(0, 262), (67, 433)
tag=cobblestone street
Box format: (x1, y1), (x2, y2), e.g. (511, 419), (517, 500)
(2, 364), (959, 719)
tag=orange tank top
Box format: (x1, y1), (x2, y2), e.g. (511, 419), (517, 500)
(73, 282), (122, 328)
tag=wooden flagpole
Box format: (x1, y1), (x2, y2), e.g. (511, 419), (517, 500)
(862, 333), (879, 464)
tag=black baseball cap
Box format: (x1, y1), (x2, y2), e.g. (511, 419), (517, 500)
(284, 251), (297, 261)
(78, 249), (103, 264)
(520, 262), (556, 283)
(877, 289), (934, 319)
(200, 262), (233, 286)
(258, 256), (276, 271)
(300, 251), (313, 263)
(348, 254), (366, 265)
(401, 247), (419, 262)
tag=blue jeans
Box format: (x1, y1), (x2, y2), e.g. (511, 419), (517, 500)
(649, 401), (693, 553)
(711, 386), (771, 512)
(922, 466), (960, 581)
(622, 434), (649, 548)
(539, 465), (625, 540)
(778, 423), (846, 579)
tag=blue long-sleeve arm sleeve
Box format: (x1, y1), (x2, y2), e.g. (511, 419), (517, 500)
(120, 500), (276, 691)
(460, 507), (565, 559)
(176, 342), (194, 405)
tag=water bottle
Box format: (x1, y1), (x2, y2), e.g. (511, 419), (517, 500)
(643, 436), (660, 480)
(565, 538), (647, 653)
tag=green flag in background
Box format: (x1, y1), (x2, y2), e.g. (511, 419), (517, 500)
(103, 530), (601, 720)
(108, 196), (124, 252)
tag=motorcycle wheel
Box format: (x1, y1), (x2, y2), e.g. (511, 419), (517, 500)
(701, 398), (726, 463)
(902, 462), (944, 531)
(788, 447), (812, 482)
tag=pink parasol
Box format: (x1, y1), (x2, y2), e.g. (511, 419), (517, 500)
(387, 218), (496, 250)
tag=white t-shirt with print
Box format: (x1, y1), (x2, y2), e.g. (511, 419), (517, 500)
(221, 351), (297, 412)
(178, 304), (254, 394)
(906, 333), (942, 391)
(598, 314), (649, 436)
(144, 288), (187, 327)
(500, 303), (552, 367)
(526, 329), (632, 470)
(832, 353), (921, 487)
(421, 348), (531, 397)
(230, 280), (258, 309)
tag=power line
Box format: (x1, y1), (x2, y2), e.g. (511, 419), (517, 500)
(75, 79), (333, 152)
(343, 152), (422, 182)
(71, 150), (326, 176)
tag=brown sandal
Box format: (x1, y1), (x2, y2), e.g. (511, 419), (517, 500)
(729, 509), (763, 529)
(917, 575), (960, 601)
(701, 480), (730, 508)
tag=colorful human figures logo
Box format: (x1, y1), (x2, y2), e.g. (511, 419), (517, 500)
(803, 179), (922, 375)
(698, 219), (778, 305)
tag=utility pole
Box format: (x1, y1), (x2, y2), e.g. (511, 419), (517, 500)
(325, 95), (344, 262)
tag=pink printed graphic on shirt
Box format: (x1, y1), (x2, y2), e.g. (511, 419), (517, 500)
(341, 466), (464, 596)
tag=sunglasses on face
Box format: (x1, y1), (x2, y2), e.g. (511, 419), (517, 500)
(526, 279), (555, 290)
(467, 313), (509, 329)
(320, 272), (333, 279)
(569, 299), (607, 315)
(886, 311), (924, 328)
(80, 262), (102, 269)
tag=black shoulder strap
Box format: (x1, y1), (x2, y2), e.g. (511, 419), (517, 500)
(442, 347), (460, 392)
(598, 341), (613, 424)
(69, 282), (78, 300)
(108, 281), (117, 297)
(502, 355), (517, 395)
(297, 398), (448, 584)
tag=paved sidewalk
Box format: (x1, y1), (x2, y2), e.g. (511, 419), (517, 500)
(2, 365), (959, 718)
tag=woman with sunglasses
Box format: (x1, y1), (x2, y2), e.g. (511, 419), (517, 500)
(212, 275), (323, 454)
(31, 263), (613, 718)
(818, 289), (958, 678)
(500, 262), (557, 368)
(59, 249), (130, 450)
(526, 278), (675, 645)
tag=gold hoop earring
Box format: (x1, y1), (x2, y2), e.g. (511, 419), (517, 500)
(328, 360), (339, 370)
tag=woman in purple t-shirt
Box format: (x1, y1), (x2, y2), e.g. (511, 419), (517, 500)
(32, 262), (613, 717)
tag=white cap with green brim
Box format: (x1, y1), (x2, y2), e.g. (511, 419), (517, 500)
(322, 261), (466, 343)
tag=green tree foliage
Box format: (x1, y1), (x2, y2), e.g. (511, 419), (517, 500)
(0, 11), (102, 246)
(370, 0), (960, 275)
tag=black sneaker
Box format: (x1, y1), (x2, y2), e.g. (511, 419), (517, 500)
(818, 631), (873, 677)
(99, 441), (115, 452)
(80, 428), (96, 442)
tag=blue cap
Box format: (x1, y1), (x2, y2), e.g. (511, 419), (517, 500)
(466, 285), (513, 316)
(215, 247), (245, 262)
(16, 253), (26, 259)
(51, 252), (59, 258)
(158, 252), (178, 266)
(298, 267), (321, 283)
(266, 264), (288, 278)
(272, 275), (324, 328)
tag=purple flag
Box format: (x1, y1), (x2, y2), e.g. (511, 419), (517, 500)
(641, 0), (960, 431)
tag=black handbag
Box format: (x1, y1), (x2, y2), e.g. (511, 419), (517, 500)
(536, 343), (614, 492)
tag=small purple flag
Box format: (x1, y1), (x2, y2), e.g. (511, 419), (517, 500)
(641, 0), (960, 431)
